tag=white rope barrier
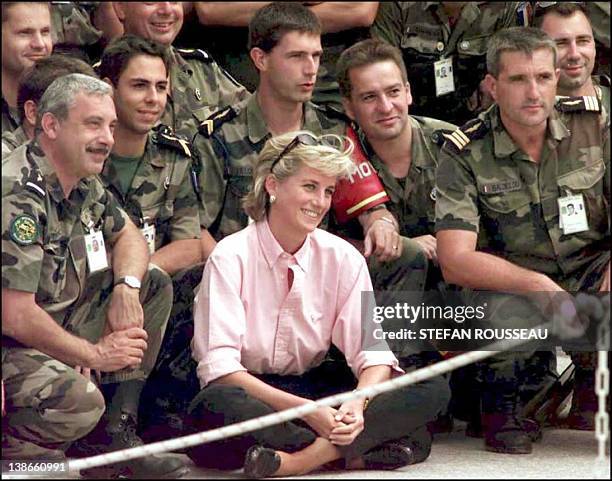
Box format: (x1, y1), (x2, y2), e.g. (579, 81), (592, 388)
(68, 332), (542, 472)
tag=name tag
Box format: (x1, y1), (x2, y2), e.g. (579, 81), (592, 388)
(141, 223), (156, 254)
(481, 180), (522, 194)
(558, 194), (589, 234)
(434, 57), (455, 97)
(85, 230), (108, 272)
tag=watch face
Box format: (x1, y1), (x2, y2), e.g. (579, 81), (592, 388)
(123, 276), (141, 288)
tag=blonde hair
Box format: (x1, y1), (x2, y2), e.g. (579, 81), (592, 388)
(243, 130), (355, 221)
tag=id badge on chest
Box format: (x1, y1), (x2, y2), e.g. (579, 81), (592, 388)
(85, 230), (108, 272)
(141, 223), (156, 255)
(558, 194), (589, 234)
(434, 57), (455, 97)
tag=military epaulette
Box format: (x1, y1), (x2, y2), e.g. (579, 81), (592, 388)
(442, 119), (488, 153)
(175, 48), (212, 63)
(24, 169), (46, 198)
(555, 96), (601, 113)
(153, 124), (192, 157)
(198, 106), (237, 137)
(431, 128), (455, 147)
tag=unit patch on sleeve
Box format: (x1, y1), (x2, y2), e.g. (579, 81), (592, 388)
(9, 214), (39, 245)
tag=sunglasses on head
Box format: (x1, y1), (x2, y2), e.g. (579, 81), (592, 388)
(269, 133), (319, 172)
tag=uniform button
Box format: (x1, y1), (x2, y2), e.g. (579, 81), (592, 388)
(460, 40), (470, 50)
(436, 41), (445, 51)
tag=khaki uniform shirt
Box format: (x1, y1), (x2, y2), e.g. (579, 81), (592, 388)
(2, 142), (130, 322)
(193, 93), (344, 240)
(161, 47), (250, 139)
(372, 1), (521, 125)
(99, 128), (200, 252)
(435, 103), (610, 286)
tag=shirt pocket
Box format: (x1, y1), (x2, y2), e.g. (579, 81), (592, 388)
(478, 186), (535, 250)
(39, 235), (69, 302)
(556, 160), (608, 237)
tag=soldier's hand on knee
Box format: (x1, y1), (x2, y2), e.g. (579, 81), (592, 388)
(92, 327), (148, 372)
(106, 284), (145, 331)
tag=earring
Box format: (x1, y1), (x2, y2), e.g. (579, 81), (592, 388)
(270, 194), (277, 204)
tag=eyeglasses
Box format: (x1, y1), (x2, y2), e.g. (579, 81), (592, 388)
(269, 133), (318, 172)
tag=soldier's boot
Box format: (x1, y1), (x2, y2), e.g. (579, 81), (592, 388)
(481, 389), (532, 454)
(565, 366), (597, 430)
(73, 380), (189, 479)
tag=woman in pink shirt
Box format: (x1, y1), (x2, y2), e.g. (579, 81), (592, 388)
(188, 131), (449, 477)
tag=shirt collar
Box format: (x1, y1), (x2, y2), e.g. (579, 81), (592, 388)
(256, 218), (311, 273)
(246, 93), (270, 144)
(491, 105), (570, 158)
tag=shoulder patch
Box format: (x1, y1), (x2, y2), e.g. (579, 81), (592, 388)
(198, 106), (237, 138)
(153, 124), (192, 157)
(175, 48), (212, 63)
(555, 96), (601, 113)
(9, 214), (39, 245)
(442, 119), (488, 153)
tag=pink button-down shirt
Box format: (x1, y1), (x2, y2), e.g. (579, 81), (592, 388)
(192, 219), (401, 387)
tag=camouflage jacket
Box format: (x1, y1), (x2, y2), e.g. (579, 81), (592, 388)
(99, 126), (200, 252)
(2, 142), (129, 321)
(1, 96), (19, 135)
(50, 2), (101, 47)
(193, 93), (345, 240)
(332, 115), (456, 240)
(372, 2), (522, 125)
(435, 100), (610, 285)
(160, 47), (250, 140)
(2, 125), (29, 158)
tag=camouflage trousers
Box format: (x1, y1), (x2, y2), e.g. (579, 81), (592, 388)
(1, 264), (172, 459)
(138, 263), (205, 440)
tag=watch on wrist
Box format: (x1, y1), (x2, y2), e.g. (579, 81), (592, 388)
(114, 275), (141, 289)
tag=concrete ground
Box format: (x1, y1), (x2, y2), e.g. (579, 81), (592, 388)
(7, 354), (609, 479)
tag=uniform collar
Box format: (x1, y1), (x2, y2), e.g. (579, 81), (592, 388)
(26, 141), (91, 203)
(490, 105), (570, 158)
(247, 92), (322, 145)
(257, 217), (310, 273)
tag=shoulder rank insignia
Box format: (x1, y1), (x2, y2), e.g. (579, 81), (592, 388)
(9, 214), (39, 245)
(555, 96), (601, 113)
(175, 48), (212, 63)
(431, 128), (455, 147)
(153, 124), (192, 157)
(24, 169), (46, 198)
(442, 119), (488, 153)
(198, 106), (237, 138)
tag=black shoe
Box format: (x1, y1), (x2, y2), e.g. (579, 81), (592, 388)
(467, 417), (542, 442)
(564, 367), (597, 431)
(362, 426), (432, 470)
(482, 413), (532, 454)
(243, 445), (281, 478)
(362, 442), (415, 470)
(76, 412), (189, 479)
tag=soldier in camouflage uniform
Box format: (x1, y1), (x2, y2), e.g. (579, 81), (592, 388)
(371, 2), (526, 126)
(191, 2), (379, 110)
(1, 2), (53, 135)
(2, 74), (187, 478)
(435, 28), (610, 453)
(95, 35), (204, 443)
(111, 2), (249, 140)
(1, 54), (96, 156)
(534, 2), (610, 109)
